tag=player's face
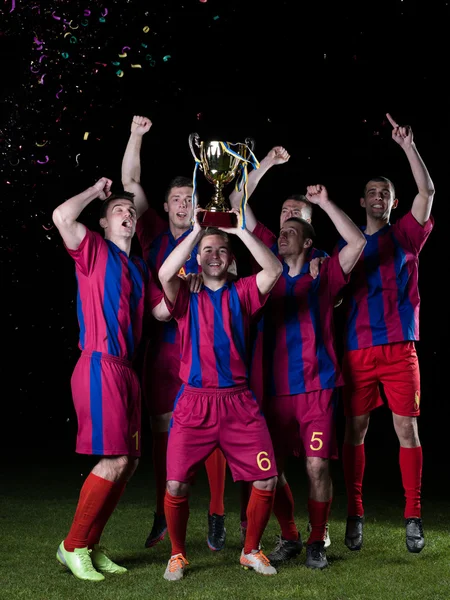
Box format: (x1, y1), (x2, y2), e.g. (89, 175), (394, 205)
(280, 199), (311, 227)
(103, 199), (137, 238)
(164, 186), (193, 230)
(197, 234), (231, 278)
(361, 181), (398, 220)
(278, 221), (305, 257)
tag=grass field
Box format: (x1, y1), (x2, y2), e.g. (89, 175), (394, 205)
(2, 415), (449, 600)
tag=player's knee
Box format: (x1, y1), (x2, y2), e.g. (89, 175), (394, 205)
(166, 480), (189, 496)
(253, 476), (277, 491)
(344, 415), (369, 444)
(306, 457), (329, 481)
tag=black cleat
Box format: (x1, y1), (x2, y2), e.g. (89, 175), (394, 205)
(345, 515), (364, 551)
(405, 517), (425, 553)
(267, 534), (303, 565)
(207, 513), (226, 551)
(145, 512), (168, 548)
(305, 541), (328, 569)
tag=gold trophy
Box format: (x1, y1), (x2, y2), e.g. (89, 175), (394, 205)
(188, 133), (258, 227)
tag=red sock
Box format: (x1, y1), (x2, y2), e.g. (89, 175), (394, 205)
(64, 473), (115, 551)
(164, 491), (189, 557)
(87, 481), (126, 548)
(307, 498), (331, 544)
(152, 431), (168, 515)
(399, 446), (422, 518)
(273, 482), (298, 541)
(343, 442), (365, 516)
(240, 481), (252, 528)
(244, 486), (275, 554)
(205, 448), (226, 516)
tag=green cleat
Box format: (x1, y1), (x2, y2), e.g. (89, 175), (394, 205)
(90, 545), (128, 574)
(56, 542), (105, 581)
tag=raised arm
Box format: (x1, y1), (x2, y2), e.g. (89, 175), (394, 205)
(121, 115), (152, 218)
(52, 177), (112, 250)
(305, 185), (366, 275)
(229, 146), (290, 232)
(158, 209), (203, 304)
(222, 210), (282, 295)
(386, 113), (435, 226)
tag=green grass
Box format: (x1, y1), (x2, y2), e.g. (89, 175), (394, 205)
(1, 450), (449, 600)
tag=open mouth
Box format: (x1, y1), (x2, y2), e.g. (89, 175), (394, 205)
(176, 212), (187, 218)
(122, 219), (132, 228)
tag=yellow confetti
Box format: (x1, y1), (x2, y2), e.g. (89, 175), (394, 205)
(64, 32), (71, 38)
(131, 64), (142, 68)
(143, 26), (150, 33)
(36, 141), (48, 147)
(118, 52), (127, 57)
(83, 132), (90, 140)
(116, 70), (124, 77)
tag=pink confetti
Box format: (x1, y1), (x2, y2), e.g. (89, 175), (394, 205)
(84, 9), (91, 16)
(101, 8), (108, 16)
(37, 156), (49, 164)
(56, 88), (63, 99)
(38, 54), (48, 63)
(52, 11), (61, 20)
(10, 0), (16, 12)
(122, 46), (130, 53)
(38, 74), (46, 84)
(42, 224), (54, 231)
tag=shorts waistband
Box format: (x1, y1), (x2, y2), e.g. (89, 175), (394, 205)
(81, 350), (133, 368)
(184, 383), (249, 396)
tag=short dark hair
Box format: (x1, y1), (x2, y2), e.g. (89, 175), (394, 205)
(100, 191), (135, 218)
(364, 176), (395, 197)
(283, 216), (316, 245)
(198, 227), (230, 251)
(164, 176), (193, 203)
(284, 194), (314, 219)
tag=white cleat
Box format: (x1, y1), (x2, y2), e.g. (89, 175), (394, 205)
(163, 553), (189, 581)
(240, 549), (277, 575)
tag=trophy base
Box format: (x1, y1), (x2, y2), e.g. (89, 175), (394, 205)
(200, 210), (237, 228)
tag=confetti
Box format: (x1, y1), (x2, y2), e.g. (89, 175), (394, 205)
(83, 132), (90, 140)
(37, 156), (49, 164)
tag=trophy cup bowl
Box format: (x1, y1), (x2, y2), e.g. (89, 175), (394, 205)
(189, 133), (255, 227)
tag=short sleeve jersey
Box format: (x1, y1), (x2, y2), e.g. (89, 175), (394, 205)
(65, 228), (161, 361)
(337, 211), (434, 351)
(167, 275), (267, 388)
(264, 254), (349, 396)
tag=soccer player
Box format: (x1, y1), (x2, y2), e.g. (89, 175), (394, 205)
(121, 115), (228, 551)
(229, 150), (332, 548)
(340, 113), (435, 553)
(158, 207), (283, 580)
(259, 185), (366, 569)
(52, 177), (170, 581)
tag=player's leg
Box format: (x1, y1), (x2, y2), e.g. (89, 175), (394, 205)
(145, 411), (172, 548)
(164, 386), (218, 580)
(342, 347), (382, 551)
(381, 341), (424, 553)
(300, 389), (337, 569)
(205, 447), (227, 551)
(219, 387), (278, 575)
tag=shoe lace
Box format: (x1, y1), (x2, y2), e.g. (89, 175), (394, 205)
(211, 515), (224, 537)
(77, 548), (97, 570)
(272, 535), (284, 552)
(253, 551), (271, 566)
(168, 554), (188, 573)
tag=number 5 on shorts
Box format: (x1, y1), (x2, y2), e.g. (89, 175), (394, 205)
(310, 431), (323, 451)
(257, 451), (272, 471)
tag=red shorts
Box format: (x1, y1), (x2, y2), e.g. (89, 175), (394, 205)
(142, 338), (181, 417)
(266, 389), (338, 461)
(343, 341), (421, 417)
(71, 351), (141, 456)
(167, 384), (277, 483)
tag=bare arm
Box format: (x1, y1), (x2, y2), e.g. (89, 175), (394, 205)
(386, 113), (435, 226)
(52, 177), (112, 250)
(222, 211), (282, 295)
(229, 146), (290, 232)
(158, 211), (203, 304)
(121, 115), (152, 218)
(151, 298), (172, 321)
(306, 185), (366, 275)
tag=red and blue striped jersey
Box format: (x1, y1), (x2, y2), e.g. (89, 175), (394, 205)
(337, 211), (434, 351)
(263, 255), (349, 396)
(136, 207), (200, 347)
(167, 275), (267, 388)
(65, 229), (161, 361)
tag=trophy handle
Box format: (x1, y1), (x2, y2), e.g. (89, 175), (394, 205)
(189, 132), (202, 164)
(244, 137), (255, 152)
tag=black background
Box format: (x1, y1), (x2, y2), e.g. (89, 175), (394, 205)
(1, 0), (448, 459)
